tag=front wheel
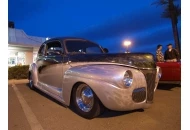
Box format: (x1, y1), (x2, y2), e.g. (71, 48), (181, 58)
(72, 83), (104, 119)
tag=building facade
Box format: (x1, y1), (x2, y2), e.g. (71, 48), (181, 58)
(8, 27), (46, 67)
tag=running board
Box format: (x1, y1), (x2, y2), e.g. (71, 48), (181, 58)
(36, 82), (65, 104)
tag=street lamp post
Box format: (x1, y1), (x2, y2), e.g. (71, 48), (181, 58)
(123, 41), (131, 53)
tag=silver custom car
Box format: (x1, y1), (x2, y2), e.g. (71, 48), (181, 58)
(28, 37), (161, 119)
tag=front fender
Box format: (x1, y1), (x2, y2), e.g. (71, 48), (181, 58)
(61, 64), (147, 109)
(64, 64), (128, 88)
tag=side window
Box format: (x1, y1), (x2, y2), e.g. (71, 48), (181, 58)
(38, 44), (45, 56)
(46, 41), (63, 55)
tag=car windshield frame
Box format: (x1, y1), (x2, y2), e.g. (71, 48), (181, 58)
(64, 39), (104, 54)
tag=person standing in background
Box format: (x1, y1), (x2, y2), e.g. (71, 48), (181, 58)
(164, 43), (180, 62)
(156, 44), (164, 62)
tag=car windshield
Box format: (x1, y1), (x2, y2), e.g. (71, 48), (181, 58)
(65, 40), (103, 54)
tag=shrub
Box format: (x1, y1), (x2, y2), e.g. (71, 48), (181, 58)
(8, 65), (29, 80)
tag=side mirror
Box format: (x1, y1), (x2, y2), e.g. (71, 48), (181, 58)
(47, 50), (62, 56)
(103, 48), (109, 53)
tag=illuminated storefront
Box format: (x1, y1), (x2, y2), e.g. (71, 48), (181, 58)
(8, 27), (46, 67)
(8, 52), (25, 66)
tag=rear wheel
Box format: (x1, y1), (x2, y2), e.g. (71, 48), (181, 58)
(72, 83), (104, 119)
(29, 73), (35, 90)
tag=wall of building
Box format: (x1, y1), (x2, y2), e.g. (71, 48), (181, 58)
(33, 47), (40, 62)
(25, 51), (33, 65)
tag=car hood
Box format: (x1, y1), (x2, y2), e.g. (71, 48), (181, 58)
(67, 53), (156, 69)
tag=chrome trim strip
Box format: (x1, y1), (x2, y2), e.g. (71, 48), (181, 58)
(69, 62), (156, 70)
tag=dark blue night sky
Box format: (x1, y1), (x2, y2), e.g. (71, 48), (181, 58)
(8, 0), (181, 54)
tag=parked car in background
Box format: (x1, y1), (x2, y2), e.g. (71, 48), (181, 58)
(156, 62), (181, 84)
(29, 37), (161, 119)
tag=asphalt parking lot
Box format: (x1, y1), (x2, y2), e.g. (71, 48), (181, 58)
(8, 83), (181, 130)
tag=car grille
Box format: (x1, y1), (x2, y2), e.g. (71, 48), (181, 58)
(141, 69), (157, 103)
(132, 87), (146, 102)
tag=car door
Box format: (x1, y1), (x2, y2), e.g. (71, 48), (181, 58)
(36, 43), (46, 87)
(157, 62), (174, 81)
(39, 40), (71, 96)
(172, 62), (181, 81)
(157, 62), (181, 81)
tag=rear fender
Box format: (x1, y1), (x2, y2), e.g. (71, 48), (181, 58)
(29, 63), (38, 86)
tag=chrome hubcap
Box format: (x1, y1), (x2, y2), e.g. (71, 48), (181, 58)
(76, 85), (94, 112)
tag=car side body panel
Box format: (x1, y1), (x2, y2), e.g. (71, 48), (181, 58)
(30, 61), (159, 111)
(156, 62), (181, 82)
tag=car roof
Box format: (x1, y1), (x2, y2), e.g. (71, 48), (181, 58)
(45, 37), (90, 42)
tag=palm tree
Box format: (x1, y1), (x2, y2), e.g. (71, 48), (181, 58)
(152, 0), (181, 55)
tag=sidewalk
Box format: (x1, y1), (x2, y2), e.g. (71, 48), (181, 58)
(8, 79), (28, 85)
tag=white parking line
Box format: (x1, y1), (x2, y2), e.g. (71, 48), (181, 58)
(12, 84), (44, 130)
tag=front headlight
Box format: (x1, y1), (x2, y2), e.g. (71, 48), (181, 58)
(123, 70), (133, 87)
